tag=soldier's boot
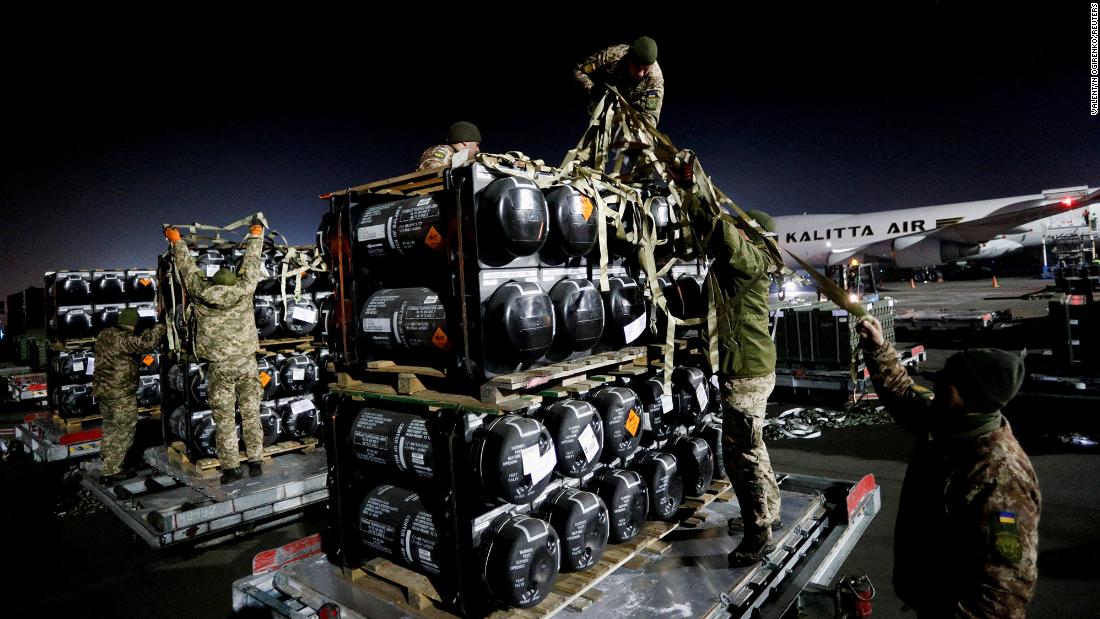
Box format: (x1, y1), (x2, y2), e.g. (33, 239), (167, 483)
(728, 528), (774, 568)
(220, 466), (245, 484)
(100, 470), (135, 486)
(248, 460), (263, 478)
(728, 517), (784, 533)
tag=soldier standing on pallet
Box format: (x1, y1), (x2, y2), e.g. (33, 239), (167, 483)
(574, 36), (665, 126)
(683, 180), (783, 567)
(856, 317), (1040, 616)
(416, 121), (481, 171)
(164, 220), (267, 484)
(95, 308), (166, 484)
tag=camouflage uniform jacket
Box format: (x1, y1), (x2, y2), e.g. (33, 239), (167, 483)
(573, 44), (665, 125)
(690, 194), (776, 378)
(866, 341), (1040, 618)
(171, 236), (263, 362)
(417, 144), (457, 171)
(93, 324), (165, 400)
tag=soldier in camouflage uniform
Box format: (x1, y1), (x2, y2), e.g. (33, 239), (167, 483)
(94, 308), (166, 484)
(416, 121), (481, 171)
(858, 316), (1040, 617)
(574, 36), (664, 126)
(686, 192), (783, 566)
(165, 220), (267, 483)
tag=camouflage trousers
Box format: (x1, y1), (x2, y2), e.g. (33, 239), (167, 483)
(208, 354), (264, 469)
(721, 373), (780, 539)
(100, 395), (137, 476)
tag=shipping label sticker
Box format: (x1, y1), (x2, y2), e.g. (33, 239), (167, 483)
(362, 318), (390, 332)
(579, 195), (594, 221)
(85, 358), (95, 375)
(521, 444), (555, 484)
(660, 394), (674, 414)
(292, 306), (317, 323)
(72, 362), (84, 373)
(696, 384), (709, 411)
(624, 409), (640, 437)
(424, 225), (444, 251)
(291, 368), (306, 381)
(578, 424), (600, 462)
(623, 313), (646, 343)
(258, 371), (271, 387)
(290, 398), (313, 414)
(431, 327), (449, 350)
(205, 265), (219, 278)
(143, 355), (155, 366)
(358, 224), (386, 243)
(137, 308), (156, 318)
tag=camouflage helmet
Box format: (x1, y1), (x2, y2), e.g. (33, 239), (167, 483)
(117, 307), (139, 328)
(746, 209), (775, 233)
(212, 268), (237, 286)
(446, 121), (481, 144)
(629, 36), (658, 66)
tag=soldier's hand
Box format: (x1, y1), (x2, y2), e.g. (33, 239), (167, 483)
(856, 316), (885, 348)
(250, 217), (264, 237)
(164, 226), (181, 243)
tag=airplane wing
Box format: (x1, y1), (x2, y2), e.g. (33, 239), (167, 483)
(909, 187), (1100, 244)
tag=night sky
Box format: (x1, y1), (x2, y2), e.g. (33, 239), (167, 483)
(2, 6), (1096, 298)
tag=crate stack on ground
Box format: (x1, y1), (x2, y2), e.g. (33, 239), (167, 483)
(42, 267), (161, 425)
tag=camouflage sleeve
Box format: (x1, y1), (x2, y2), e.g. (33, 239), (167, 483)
(170, 240), (211, 298)
(864, 341), (935, 435)
(417, 145), (452, 171)
(573, 47), (609, 92)
(235, 236), (264, 291)
(952, 476), (1040, 618)
(631, 63), (664, 125)
(119, 323), (165, 354)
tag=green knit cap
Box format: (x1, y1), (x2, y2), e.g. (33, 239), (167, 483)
(212, 268), (237, 286)
(629, 36), (658, 65)
(117, 308), (139, 328)
(446, 121), (481, 144)
(746, 209), (775, 233)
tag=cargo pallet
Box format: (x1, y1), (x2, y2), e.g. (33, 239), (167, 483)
(52, 405), (160, 431)
(165, 437), (320, 479)
(894, 309), (1000, 333)
(233, 473), (881, 619)
(12, 411), (103, 463)
(478, 347), (647, 404)
(774, 344), (926, 400)
(77, 444), (328, 549)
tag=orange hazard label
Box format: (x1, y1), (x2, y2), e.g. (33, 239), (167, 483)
(424, 225), (444, 250)
(624, 409), (640, 437)
(258, 371), (271, 387)
(142, 355), (155, 366)
(579, 195), (594, 221)
(431, 327), (450, 350)
(139, 278), (153, 287)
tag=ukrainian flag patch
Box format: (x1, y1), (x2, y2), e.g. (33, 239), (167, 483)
(999, 512), (1017, 524)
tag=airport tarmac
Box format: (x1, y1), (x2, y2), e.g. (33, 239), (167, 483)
(2, 275), (1098, 618)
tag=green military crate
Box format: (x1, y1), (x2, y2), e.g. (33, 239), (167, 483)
(771, 297), (895, 372)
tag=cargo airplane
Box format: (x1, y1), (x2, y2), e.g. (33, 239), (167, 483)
(774, 185), (1099, 275)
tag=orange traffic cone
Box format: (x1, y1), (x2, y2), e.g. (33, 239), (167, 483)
(992, 276), (1000, 288)
(909, 278), (916, 288)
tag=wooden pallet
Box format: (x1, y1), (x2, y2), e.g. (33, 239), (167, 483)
(330, 376), (504, 415)
(321, 167), (447, 199)
(339, 478), (732, 618)
(256, 336), (316, 349)
(53, 406), (161, 431)
(479, 347), (647, 404)
(166, 438), (319, 478)
(50, 338), (95, 351)
(338, 361), (449, 396)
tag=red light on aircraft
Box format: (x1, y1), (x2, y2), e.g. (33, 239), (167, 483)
(1061, 197), (1075, 207)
